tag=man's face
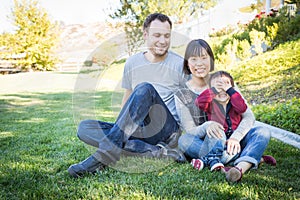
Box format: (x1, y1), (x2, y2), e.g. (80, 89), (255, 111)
(144, 19), (171, 57)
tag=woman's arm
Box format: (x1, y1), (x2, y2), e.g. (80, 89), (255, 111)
(175, 95), (208, 137)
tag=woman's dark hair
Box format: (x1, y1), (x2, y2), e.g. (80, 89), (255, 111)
(143, 13), (172, 31)
(183, 39), (215, 74)
(209, 70), (234, 87)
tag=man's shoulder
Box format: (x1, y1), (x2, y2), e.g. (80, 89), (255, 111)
(126, 52), (144, 63)
(168, 51), (184, 61)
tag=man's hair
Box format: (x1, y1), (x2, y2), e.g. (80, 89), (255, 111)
(183, 39), (215, 75)
(143, 13), (172, 31)
(209, 71), (234, 87)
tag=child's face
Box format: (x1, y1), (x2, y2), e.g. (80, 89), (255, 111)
(187, 48), (210, 78)
(214, 91), (229, 104)
(211, 75), (232, 104)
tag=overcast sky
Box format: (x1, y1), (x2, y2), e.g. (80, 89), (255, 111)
(0, 0), (119, 33)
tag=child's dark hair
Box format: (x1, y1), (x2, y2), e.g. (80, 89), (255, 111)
(209, 71), (234, 87)
(183, 39), (215, 74)
(143, 13), (172, 31)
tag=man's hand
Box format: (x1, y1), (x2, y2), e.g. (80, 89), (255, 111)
(206, 121), (224, 139)
(121, 89), (132, 108)
(226, 138), (241, 155)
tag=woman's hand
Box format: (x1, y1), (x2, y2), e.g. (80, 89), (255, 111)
(206, 121), (224, 139)
(226, 138), (241, 155)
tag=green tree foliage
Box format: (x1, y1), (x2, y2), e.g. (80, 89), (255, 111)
(109, 0), (216, 54)
(0, 0), (59, 71)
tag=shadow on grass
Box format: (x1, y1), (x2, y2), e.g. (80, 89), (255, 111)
(0, 92), (299, 199)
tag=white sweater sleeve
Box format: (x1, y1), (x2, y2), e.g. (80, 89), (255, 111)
(175, 95), (210, 138)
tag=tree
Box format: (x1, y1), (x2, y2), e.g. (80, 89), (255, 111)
(109, 0), (217, 55)
(0, 0), (60, 71)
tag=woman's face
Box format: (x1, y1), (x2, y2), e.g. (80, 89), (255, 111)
(187, 48), (211, 78)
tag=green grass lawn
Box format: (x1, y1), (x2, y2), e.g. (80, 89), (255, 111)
(0, 91), (299, 200)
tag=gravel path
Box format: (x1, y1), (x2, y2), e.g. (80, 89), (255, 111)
(0, 70), (122, 94)
(0, 72), (78, 94)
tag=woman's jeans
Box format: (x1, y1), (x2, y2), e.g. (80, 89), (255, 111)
(76, 82), (179, 165)
(178, 126), (271, 168)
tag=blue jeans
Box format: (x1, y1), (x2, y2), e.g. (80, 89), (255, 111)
(178, 126), (271, 168)
(202, 138), (225, 168)
(77, 82), (179, 165)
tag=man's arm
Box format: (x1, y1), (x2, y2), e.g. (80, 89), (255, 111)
(121, 89), (132, 108)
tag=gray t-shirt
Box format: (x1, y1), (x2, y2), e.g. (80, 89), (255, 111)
(122, 51), (188, 121)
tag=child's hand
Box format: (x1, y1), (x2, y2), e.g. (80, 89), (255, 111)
(221, 76), (231, 91)
(211, 76), (231, 93)
(210, 78), (223, 93)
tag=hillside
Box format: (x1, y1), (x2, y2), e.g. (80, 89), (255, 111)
(56, 22), (122, 64)
(228, 38), (300, 104)
(227, 38), (300, 133)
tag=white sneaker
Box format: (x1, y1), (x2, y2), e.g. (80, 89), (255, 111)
(210, 162), (224, 171)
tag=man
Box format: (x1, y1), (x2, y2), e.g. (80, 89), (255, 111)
(68, 13), (189, 178)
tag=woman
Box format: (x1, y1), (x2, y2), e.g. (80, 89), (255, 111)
(175, 39), (276, 182)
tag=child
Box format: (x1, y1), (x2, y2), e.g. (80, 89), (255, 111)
(192, 70), (248, 171)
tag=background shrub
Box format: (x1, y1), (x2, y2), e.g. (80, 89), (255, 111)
(252, 98), (300, 133)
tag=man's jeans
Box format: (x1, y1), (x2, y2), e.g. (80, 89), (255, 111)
(77, 82), (179, 165)
(178, 126), (271, 168)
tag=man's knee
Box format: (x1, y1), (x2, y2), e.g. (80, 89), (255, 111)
(134, 82), (156, 96)
(77, 119), (93, 141)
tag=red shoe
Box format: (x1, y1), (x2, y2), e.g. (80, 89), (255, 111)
(191, 159), (204, 171)
(223, 166), (243, 183)
(221, 166), (231, 173)
(262, 155), (277, 166)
